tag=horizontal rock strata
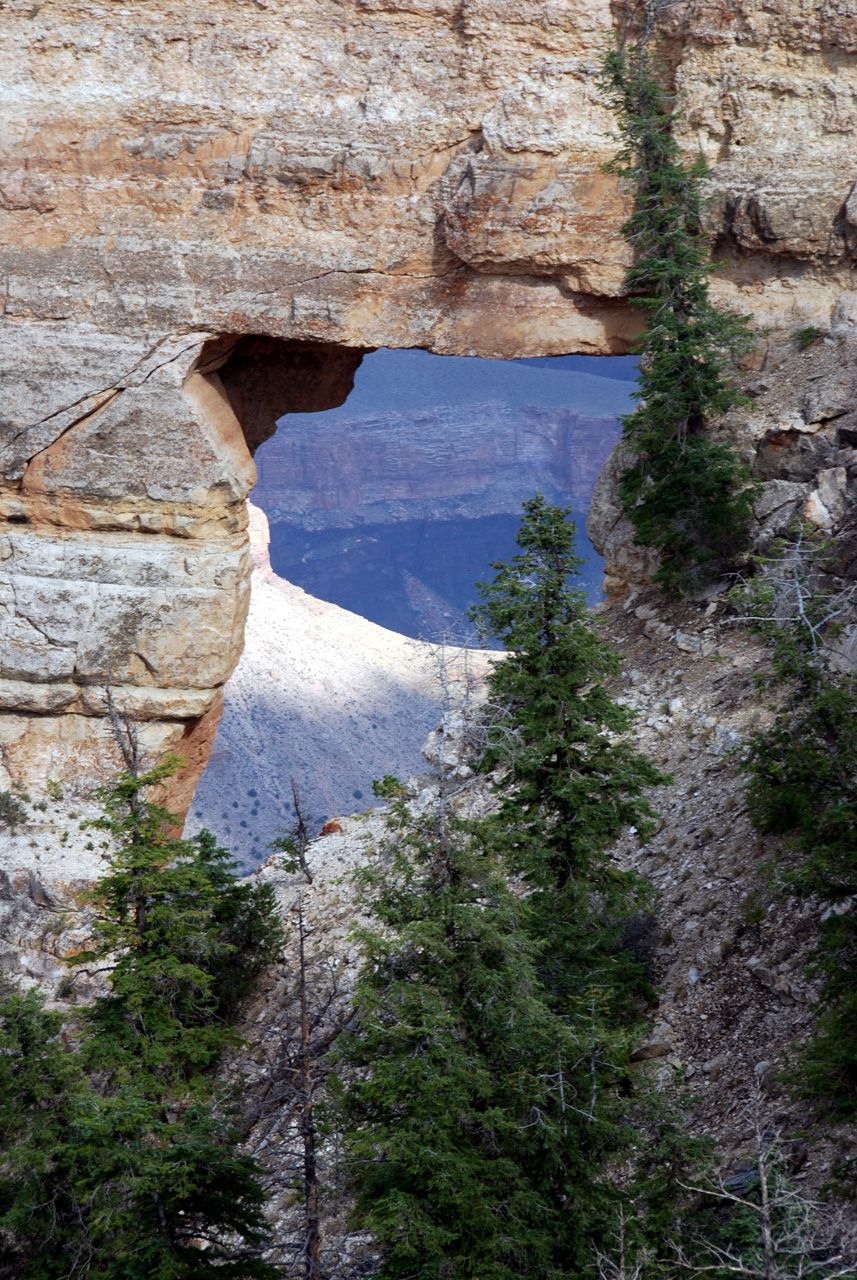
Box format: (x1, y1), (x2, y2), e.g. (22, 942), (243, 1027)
(0, 0), (855, 818)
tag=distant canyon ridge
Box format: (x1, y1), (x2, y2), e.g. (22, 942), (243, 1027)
(257, 402), (618, 529)
(252, 350), (628, 634)
(0, 0), (855, 872)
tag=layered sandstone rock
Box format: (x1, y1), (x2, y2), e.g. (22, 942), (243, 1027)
(0, 0), (855, 819)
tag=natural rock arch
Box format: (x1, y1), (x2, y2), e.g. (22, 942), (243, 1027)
(1, 0), (856, 889)
(0, 331), (376, 887)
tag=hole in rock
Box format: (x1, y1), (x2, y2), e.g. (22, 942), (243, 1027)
(189, 344), (638, 869)
(256, 348), (637, 640)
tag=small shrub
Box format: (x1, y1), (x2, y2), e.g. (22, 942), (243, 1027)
(0, 790), (28, 832)
(796, 325), (822, 350)
(371, 774), (406, 800)
(740, 889), (765, 927)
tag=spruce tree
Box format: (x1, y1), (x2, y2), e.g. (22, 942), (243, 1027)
(599, 13), (755, 594)
(470, 496), (664, 1012)
(338, 801), (635, 1280)
(338, 499), (668, 1277)
(78, 757), (282, 1090)
(0, 759), (283, 1278)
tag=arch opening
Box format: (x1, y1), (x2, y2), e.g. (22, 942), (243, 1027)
(188, 341), (638, 868)
(196, 335), (368, 456)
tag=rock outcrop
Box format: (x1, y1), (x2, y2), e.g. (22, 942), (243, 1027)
(0, 0), (855, 812)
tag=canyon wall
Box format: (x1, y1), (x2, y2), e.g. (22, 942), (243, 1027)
(0, 0), (855, 872)
(252, 350), (633, 525)
(255, 404), (621, 525)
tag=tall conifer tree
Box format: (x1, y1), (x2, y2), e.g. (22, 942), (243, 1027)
(471, 496), (664, 1011)
(339, 499), (667, 1277)
(599, 5), (755, 593)
(0, 759), (282, 1279)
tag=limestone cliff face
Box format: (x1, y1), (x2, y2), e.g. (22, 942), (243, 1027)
(0, 0), (855, 823)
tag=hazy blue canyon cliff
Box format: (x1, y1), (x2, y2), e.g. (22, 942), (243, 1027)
(252, 350), (632, 636)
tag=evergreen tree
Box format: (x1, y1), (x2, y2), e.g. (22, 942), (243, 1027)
(599, 9), (755, 594)
(470, 496), (665, 1012)
(338, 801), (635, 1280)
(338, 499), (669, 1277)
(78, 757), (282, 1090)
(0, 760), (283, 1278)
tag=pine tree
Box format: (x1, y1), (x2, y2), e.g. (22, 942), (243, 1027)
(0, 759), (283, 1278)
(337, 499), (669, 1277)
(470, 496), (664, 1012)
(337, 801), (634, 1280)
(599, 8), (756, 594)
(78, 756), (282, 1090)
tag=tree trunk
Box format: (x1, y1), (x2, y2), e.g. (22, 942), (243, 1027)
(298, 897), (323, 1279)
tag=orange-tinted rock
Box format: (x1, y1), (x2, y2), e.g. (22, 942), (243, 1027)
(0, 0), (854, 873)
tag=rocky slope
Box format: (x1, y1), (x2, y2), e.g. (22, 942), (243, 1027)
(186, 503), (497, 868)
(232, 587), (857, 1259)
(3, 577), (857, 1256)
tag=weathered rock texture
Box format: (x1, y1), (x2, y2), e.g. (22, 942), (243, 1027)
(0, 0), (855, 817)
(187, 504), (497, 869)
(588, 329), (857, 593)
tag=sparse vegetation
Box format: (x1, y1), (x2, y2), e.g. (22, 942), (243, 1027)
(796, 326), (823, 351)
(731, 529), (857, 1115)
(0, 789), (28, 832)
(740, 888), (766, 927)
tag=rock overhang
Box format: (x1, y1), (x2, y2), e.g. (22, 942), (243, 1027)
(0, 0), (855, 886)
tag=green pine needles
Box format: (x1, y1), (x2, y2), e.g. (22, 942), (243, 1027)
(470, 497), (666, 1016)
(339, 807), (636, 1280)
(471, 496), (665, 892)
(599, 15), (756, 594)
(0, 758), (283, 1279)
(337, 499), (670, 1278)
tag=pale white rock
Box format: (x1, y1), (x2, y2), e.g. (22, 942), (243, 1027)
(187, 505), (501, 866)
(804, 467), (848, 529)
(631, 1021), (675, 1062)
(753, 480), (811, 541)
